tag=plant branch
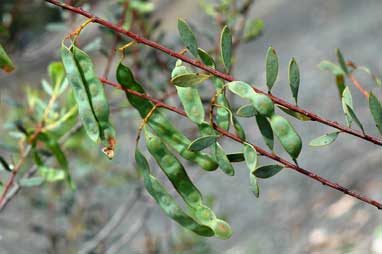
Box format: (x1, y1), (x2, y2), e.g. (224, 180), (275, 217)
(99, 77), (382, 210)
(45, 0), (382, 147)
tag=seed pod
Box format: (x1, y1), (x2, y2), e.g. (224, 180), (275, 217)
(60, 43), (100, 142)
(117, 62), (218, 171)
(269, 114), (302, 159)
(172, 61), (205, 124)
(134, 148), (214, 237)
(249, 93), (274, 117)
(227, 81), (274, 117)
(145, 129), (203, 207)
(71, 45), (116, 157)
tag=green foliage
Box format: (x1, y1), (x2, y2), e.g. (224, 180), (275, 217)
(266, 46), (278, 91)
(2, 1), (382, 249)
(0, 43), (14, 73)
(309, 132), (340, 147)
(220, 25), (232, 72)
(177, 18), (199, 57)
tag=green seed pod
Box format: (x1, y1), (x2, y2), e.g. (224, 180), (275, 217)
(117, 62), (218, 171)
(172, 61), (205, 124)
(71, 45), (116, 157)
(60, 43), (100, 142)
(72, 46), (109, 123)
(134, 148), (214, 237)
(269, 114), (302, 159)
(250, 93), (274, 117)
(145, 129), (203, 207)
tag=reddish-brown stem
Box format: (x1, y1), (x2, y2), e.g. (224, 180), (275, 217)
(99, 77), (382, 210)
(103, 0), (130, 78)
(348, 73), (369, 98)
(45, 0), (382, 146)
(0, 140), (26, 206)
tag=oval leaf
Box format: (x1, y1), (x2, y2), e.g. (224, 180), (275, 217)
(171, 73), (210, 87)
(226, 152), (245, 163)
(236, 104), (257, 118)
(19, 177), (44, 187)
(318, 60), (345, 76)
(220, 25), (232, 72)
(345, 104), (364, 133)
(369, 92), (382, 135)
(198, 48), (216, 68)
(249, 175), (260, 198)
(277, 105), (311, 121)
(309, 132), (340, 147)
(188, 135), (219, 152)
(336, 48), (348, 74)
(288, 58), (300, 104)
(266, 47), (278, 91)
(256, 115), (274, 151)
(254, 164), (284, 179)
(177, 18), (198, 57)
(227, 81), (255, 99)
(243, 143), (258, 173)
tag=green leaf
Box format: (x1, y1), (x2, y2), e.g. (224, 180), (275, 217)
(38, 166), (66, 182)
(176, 86), (205, 124)
(226, 152), (245, 162)
(37, 133), (75, 189)
(318, 60), (345, 76)
(0, 156), (12, 172)
(41, 79), (54, 96)
(220, 25), (232, 72)
(227, 81), (255, 99)
(244, 143), (260, 197)
(232, 115), (246, 140)
(288, 58), (300, 104)
(212, 143), (235, 176)
(188, 135), (219, 151)
(254, 164), (284, 179)
(0, 43), (15, 73)
(341, 87), (353, 127)
(198, 48), (216, 68)
(336, 48), (348, 74)
(345, 105), (364, 133)
(309, 132), (340, 147)
(177, 18), (199, 57)
(130, 1), (155, 13)
(335, 74), (346, 98)
(243, 143), (258, 172)
(243, 19), (264, 42)
(266, 47), (278, 91)
(277, 105), (311, 121)
(369, 92), (382, 135)
(256, 115), (274, 151)
(171, 73), (211, 87)
(48, 62), (65, 88)
(236, 104), (257, 118)
(249, 175), (260, 198)
(19, 177), (44, 187)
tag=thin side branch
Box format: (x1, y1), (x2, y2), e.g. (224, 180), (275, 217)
(45, 0), (382, 146)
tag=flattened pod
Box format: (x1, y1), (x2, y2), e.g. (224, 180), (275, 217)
(117, 62), (218, 171)
(145, 129), (203, 207)
(61, 43), (100, 142)
(172, 61), (205, 124)
(72, 46), (110, 122)
(250, 93), (274, 117)
(134, 149), (214, 237)
(269, 114), (302, 159)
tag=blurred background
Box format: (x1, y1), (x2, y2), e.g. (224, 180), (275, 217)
(0, 0), (381, 253)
